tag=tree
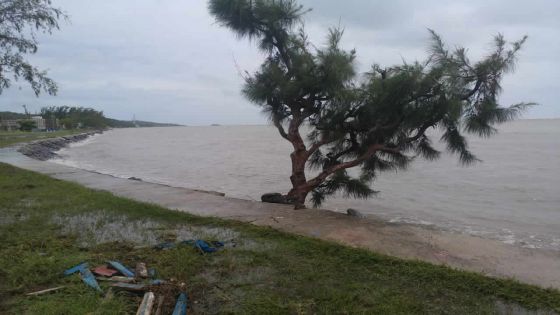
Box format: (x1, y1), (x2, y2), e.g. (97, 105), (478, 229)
(0, 0), (67, 96)
(209, 0), (533, 209)
(18, 119), (36, 131)
(40, 106), (107, 129)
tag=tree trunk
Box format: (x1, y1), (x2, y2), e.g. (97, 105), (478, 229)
(286, 150), (309, 209)
(286, 186), (309, 209)
(285, 115), (310, 209)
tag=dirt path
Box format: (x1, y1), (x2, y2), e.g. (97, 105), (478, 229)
(2, 147), (559, 289)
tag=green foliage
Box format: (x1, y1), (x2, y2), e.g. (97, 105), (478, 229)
(311, 169), (375, 207)
(0, 0), (67, 96)
(40, 106), (107, 129)
(2, 108), (180, 132)
(17, 119), (36, 131)
(209, 0), (534, 206)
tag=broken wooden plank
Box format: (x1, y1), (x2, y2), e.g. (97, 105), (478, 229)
(64, 262), (89, 276)
(64, 262), (102, 292)
(26, 286), (65, 296)
(107, 261), (135, 277)
(96, 276), (136, 283)
(154, 295), (165, 315)
(136, 291), (155, 315)
(92, 265), (119, 277)
(110, 282), (146, 292)
(172, 292), (188, 315)
(135, 262), (148, 278)
(80, 269), (103, 292)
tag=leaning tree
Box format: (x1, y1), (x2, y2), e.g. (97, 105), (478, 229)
(0, 0), (67, 96)
(208, 0), (532, 209)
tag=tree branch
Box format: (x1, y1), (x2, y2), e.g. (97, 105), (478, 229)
(461, 78), (482, 100)
(273, 118), (289, 141)
(305, 144), (383, 189)
(405, 121), (434, 143)
(306, 136), (335, 156)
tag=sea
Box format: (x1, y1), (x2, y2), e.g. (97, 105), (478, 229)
(53, 119), (560, 250)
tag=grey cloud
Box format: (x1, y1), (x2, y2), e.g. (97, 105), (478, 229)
(300, 0), (413, 29)
(0, 0), (557, 123)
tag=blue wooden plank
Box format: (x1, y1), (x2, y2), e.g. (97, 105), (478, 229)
(63, 262), (101, 292)
(172, 292), (188, 315)
(63, 262), (88, 276)
(107, 261), (135, 277)
(80, 268), (102, 292)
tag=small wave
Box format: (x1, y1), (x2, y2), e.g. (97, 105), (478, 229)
(388, 216), (436, 227)
(57, 133), (101, 154)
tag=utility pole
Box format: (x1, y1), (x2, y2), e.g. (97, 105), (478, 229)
(133, 114), (139, 128)
(22, 105), (30, 119)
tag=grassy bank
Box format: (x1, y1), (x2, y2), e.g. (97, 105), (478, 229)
(0, 162), (559, 314)
(0, 130), (84, 148)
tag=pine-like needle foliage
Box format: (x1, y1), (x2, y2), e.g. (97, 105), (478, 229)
(0, 0), (67, 96)
(209, 0), (533, 207)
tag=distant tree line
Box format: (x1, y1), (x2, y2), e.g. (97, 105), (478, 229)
(104, 118), (181, 128)
(2, 106), (181, 131)
(0, 111), (28, 120)
(40, 106), (107, 129)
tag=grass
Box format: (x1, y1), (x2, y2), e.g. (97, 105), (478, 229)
(0, 162), (559, 314)
(0, 130), (84, 148)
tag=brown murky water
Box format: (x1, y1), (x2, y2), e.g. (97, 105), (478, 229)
(53, 119), (560, 250)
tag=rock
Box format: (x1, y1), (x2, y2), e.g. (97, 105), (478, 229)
(193, 189), (225, 197)
(128, 177), (142, 181)
(17, 130), (103, 161)
(261, 193), (291, 204)
(347, 208), (366, 218)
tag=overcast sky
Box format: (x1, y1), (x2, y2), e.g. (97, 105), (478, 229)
(1, 0), (558, 125)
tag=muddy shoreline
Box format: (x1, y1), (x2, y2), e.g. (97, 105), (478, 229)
(17, 130), (103, 161)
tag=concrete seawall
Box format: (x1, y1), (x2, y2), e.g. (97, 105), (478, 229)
(1, 147), (559, 289)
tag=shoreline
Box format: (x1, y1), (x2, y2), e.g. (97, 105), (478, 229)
(1, 147), (559, 289)
(49, 140), (559, 252)
(38, 125), (560, 252)
(16, 130), (103, 161)
(44, 160), (560, 251)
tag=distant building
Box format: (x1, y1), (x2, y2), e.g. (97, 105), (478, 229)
(31, 116), (46, 130)
(44, 117), (60, 130)
(0, 120), (19, 131)
(0, 116), (47, 131)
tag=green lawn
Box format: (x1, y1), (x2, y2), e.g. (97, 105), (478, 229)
(0, 162), (559, 314)
(0, 130), (84, 148)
